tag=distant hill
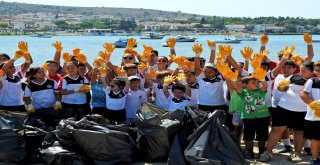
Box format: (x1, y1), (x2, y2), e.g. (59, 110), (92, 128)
(0, 1), (198, 20)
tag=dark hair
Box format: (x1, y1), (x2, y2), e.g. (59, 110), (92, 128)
(151, 50), (158, 56)
(241, 76), (256, 84)
(187, 57), (206, 63)
(156, 71), (171, 80)
(78, 63), (86, 67)
(111, 78), (126, 89)
(66, 61), (79, 68)
(123, 63), (138, 71)
(45, 60), (59, 66)
(314, 61), (320, 68)
(284, 60), (297, 68)
(261, 61), (270, 69)
(0, 53), (10, 60)
(158, 56), (169, 68)
(302, 61), (314, 72)
(171, 83), (186, 92)
(28, 67), (42, 80)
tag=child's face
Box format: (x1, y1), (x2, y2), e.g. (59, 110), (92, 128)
(314, 66), (320, 78)
(129, 80), (140, 91)
(281, 65), (295, 77)
(47, 63), (58, 74)
(34, 69), (46, 79)
(0, 56), (9, 63)
(66, 63), (78, 75)
(203, 67), (216, 79)
(186, 72), (196, 84)
(172, 89), (185, 99)
(150, 52), (158, 63)
(300, 65), (314, 79)
(244, 79), (259, 90)
(109, 82), (120, 91)
(78, 66), (86, 76)
(126, 69), (137, 76)
(7, 64), (16, 75)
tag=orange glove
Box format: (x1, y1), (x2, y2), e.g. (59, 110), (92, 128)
(207, 40), (216, 51)
(169, 54), (177, 63)
(76, 85), (91, 93)
(52, 41), (63, 52)
(27, 104), (35, 114)
(252, 67), (267, 81)
(192, 43), (203, 57)
(166, 38), (176, 49)
(98, 51), (111, 63)
(42, 63), (48, 71)
(218, 45), (233, 59)
(98, 67), (107, 78)
(250, 53), (263, 71)
(62, 52), (72, 63)
(139, 51), (150, 62)
(143, 45), (153, 54)
(283, 45), (295, 59)
(0, 69), (4, 78)
(103, 43), (116, 54)
(224, 68), (238, 81)
(124, 48), (138, 57)
(240, 47), (253, 60)
(185, 61), (195, 72)
(75, 54), (87, 63)
(54, 101), (62, 111)
(117, 68), (127, 78)
(73, 48), (81, 56)
(13, 50), (25, 61)
(309, 101), (320, 117)
(216, 59), (229, 75)
(149, 69), (157, 80)
(93, 58), (106, 68)
(127, 38), (137, 49)
(278, 79), (291, 89)
(175, 56), (188, 67)
(290, 54), (304, 65)
(18, 41), (28, 52)
(304, 33), (312, 45)
(22, 52), (31, 63)
(260, 34), (269, 45)
(138, 62), (151, 72)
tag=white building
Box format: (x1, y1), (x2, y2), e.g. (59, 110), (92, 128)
(225, 24), (246, 32)
(253, 24), (285, 32)
(12, 22), (25, 31)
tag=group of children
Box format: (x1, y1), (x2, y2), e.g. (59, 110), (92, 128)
(1, 34), (320, 164)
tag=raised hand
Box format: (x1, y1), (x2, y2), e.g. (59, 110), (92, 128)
(240, 46), (253, 60)
(22, 52), (31, 63)
(103, 43), (116, 54)
(218, 45), (233, 59)
(164, 75), (176, 86)
(98, 67), (107, 78)
(304, 33), (312, 45)
(72, 48), (81, 56)
(18, 41), (28, 52)
(143, 45), (153, 54)
(139, 51), (150, 62)
(207, 40), (216, 51)
(225, 68), (238, 81)
(192, 43), (203, 57)
(177, 73), (188, 85)
(290, 55), (304, 65)
(250, 53), (263, 70)
(260, 34), (269, 45)
(117, 68), (127, 78)
(98, 51), (111, 63)
(283, 45), (295, 59)
(42, 63), (48, 71)
(52, 41), (63, 52)
(138, 62), (151, 72)
(252, 68), (267, 81)
(75, 54), (87, 63)
(166, 38), (176, 49)
(127, 38), (137, 49)
(149, 68), (157, 80)
(62, 52), (72, 63)
(93, 58), (106, 68)
(13, 50), (25, 61)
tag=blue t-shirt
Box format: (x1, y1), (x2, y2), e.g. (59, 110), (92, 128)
(91, 82), (106, 107)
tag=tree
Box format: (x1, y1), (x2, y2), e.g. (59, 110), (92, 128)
(245, 25), (255, 32)
(0, 23), (8, 29)
(118, 18), (137, 32)
(285, 25), (297, 33)
(193, 24), (203, 28)
(200, 17), (206, 24)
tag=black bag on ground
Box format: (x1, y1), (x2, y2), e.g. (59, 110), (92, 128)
(184, 110), (249, 165)
(0, 110), (27, 163)
(136, 103), (184, 161)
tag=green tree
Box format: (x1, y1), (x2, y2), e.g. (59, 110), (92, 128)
(0, 23), (8, 29)
(200, 17), (206, 24)
(285, 25), (297, 33)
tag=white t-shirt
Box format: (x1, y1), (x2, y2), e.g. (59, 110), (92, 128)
(303, 78), (320, 121)
(0, 72), (24, 106)
(189, 82), (199, 108)
(277, 74), (307, 112)
(104, 87), (128, 110)
(60, 75), (89, 104)
(272, 74), (289, 107)
(24, 79), (59, 109)
(167, 95), (191, 111)
(125, 89), (147, 118)
(152, 82), (172, 109)
(264, 70), (275, 108)
(197, 74), (225, 106)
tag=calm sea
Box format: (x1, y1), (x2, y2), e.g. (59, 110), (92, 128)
(0, 35), (319, 67)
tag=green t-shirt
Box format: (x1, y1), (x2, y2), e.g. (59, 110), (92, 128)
(229, 90), (244, 114)
(239, 88), (270, 119)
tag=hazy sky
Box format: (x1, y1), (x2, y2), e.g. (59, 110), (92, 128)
(3, 0), (320, 18)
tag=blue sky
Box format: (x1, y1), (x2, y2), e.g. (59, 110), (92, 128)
(3, 0), (320, 18)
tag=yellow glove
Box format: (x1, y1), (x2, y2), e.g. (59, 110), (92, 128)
(224, 68), (238, 81)
(251, 68), (267, 81)
(143, 45), (153, 54)
(124, 48), (138, 56)
(13, 50), (25, 61)
(62, 52), (72, 63)
(138, 62), (151, 72)
(98, 67), (107, 78)
(166, 38), (176, 49)
(260, 50), (270, 60)
(149, 69), (157, 80)
(260, 34), (269, 45)
(218, 45), (233, 58)
(73, 48), (81, 56)
(98, 51), (111, 63)
(79, 85), (91, 93)
(126, 38), (137, 49)
(22, 52), (31, 63)
(216, 59), (229, 75)
(139, 51), (150, 62)
(169, 54), (177, 63)
(0, 69), (4, 78)
(103, 43), (116, 54)
(93, 58), (106, 68)
(250, 53), (263, 71)
(290, 54), (304, 65)
(52, 41), (63, 52)
(304, 33), (312, 45)
(283, 45), (295, 59)
(18, 41), (28, 52)
(175, 56), (188, 67)
(309, 101), (320, 117)
(117, 68), (127, 78)
(240, 47), (253, 60)
(164, 75), (176, 86)
(278, 79), (291, 89)
(177, 73), (188, 85)
(192, 43), (203, 57)
(207, 40), (216, 51)
(54, 101), (62, 111)
(42, 63), (48, 71)
(27, 104), (35, 114)
(75, 54), (87, 63)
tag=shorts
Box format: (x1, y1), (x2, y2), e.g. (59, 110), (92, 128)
(243, 117), (270, 141)
(232, 112), (243, 126)
(271, 106), (306, 131)
(62, 103), (89, 121)
(0, 105), (25, 112)
(198, 104), (227, 112)
(304, 120), (320, 140)
(92, 107), (107, 116)
(105, 109), (126, 123)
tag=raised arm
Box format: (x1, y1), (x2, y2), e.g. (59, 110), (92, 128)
(303, 33), (314, 62)
(52, 41), (63, 68)
(272, 57), (287, 77)
(207, 40), (216, 63)
(260, 34), (269, 52)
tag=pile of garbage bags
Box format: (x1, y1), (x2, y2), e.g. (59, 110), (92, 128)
(0, 103), (248, 165)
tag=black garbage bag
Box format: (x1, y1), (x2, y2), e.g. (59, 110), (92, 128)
(184, 110), (249, 165)
(0, 110), (27, 163)
(136, 103), (184, 161)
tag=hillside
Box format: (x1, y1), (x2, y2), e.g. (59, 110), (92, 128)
(0, 1), (198, 19)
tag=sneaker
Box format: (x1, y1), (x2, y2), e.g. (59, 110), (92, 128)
(259, 150), (273, 162)
(288, 152), (303, 162)
(278, 145), (293, 153)
(304, 147), (312, 155)
(245, 150), (254, 159)
(311, 159), (320, 165)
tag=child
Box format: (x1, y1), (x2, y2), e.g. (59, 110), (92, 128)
(163, 74), (191, 111)
(123, 63), (146, 90)
(59, 61), (90, 120)
(44, 60), (62, 83)
(101, 73), (130, 124)
(24, 67), (62, 123)
(300, 61), (320, 165)
(151, 71), (172, 109)
(125, 75), (147, 125)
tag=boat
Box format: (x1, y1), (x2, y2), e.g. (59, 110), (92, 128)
(114, 38), (138, 48)
(235, 34), (258, 41)
(313, 40), (320, 43)
(140, 33), (164, 39)
(84, 29), (112, 36)
(162, 43), (169, 47)
(30, 34), (52, 38)
(215, 38), (242, 44)
(175, 35), (196, 42)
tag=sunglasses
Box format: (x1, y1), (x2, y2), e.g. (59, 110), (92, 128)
(158, 60), (167, 63)
(123, 57), (134, 60)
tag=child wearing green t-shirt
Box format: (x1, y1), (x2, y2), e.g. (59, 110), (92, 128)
(231, 76), (270, 159)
